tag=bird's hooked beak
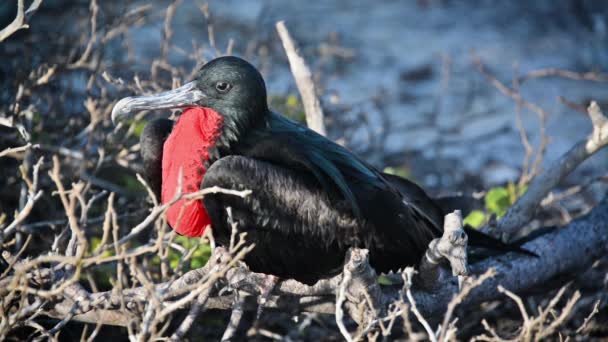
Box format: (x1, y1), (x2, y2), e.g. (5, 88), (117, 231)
(111, 81), (207, 125)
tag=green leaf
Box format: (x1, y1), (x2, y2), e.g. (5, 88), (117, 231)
(268, 94), (306, 123)
(463, 210), (486, 229)
(88, 237), (113, 257)
(120, 174), (144, 192)
(485, 187), (511, 217)
(132, 120), (147, 138)
(377, 274), (399, 286)
(383, 166), (411, 179)
(168, 236), (212, 270)
(286, 94), (300, 108)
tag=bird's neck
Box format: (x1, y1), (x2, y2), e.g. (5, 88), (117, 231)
(161, 107), (222, 237)
(211, 107), (271, 159)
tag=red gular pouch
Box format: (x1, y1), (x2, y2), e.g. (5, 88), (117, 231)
(161, 107), (223, 237)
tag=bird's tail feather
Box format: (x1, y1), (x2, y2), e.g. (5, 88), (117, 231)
(465, 226), (538, 257)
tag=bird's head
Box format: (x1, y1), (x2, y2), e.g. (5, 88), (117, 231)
(111, 56), (269, 131)
(111, 56), (269, 238)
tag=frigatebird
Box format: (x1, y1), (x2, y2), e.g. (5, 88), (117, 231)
(112, 56), (531, 284)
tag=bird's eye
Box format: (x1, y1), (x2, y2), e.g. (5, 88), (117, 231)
(215, 81), (232, 93)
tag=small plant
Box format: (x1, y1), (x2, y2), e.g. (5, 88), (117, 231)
(383, 166), (411, 179)
(168, 236), (212, 270)
(269, 94), (306, 123)
(464, 182), (528, 228)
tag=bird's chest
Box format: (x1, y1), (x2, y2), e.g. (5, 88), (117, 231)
(160, 107), (223, 236)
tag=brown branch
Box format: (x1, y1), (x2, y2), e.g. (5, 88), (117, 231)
(475, 284), (583, 341)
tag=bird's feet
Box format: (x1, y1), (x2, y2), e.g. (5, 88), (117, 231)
(419, 210), (468, 289)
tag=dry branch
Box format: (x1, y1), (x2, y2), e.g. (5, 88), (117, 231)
(2, 3), (607, 339)
(0, 143), (39, 159)
(0, 0), (43, 42)
(13, 193), (604, 331)
(276, 21), (327, 136)
(517, 68), (608, 83)
(2, 95), (607, 338)
(494, 102), (608, 239)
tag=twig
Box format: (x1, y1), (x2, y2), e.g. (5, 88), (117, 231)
(0, 0), (43, 42)
(495, 101), (608, 238)
(99, 184), (250, 252)
(498, 285), (530, 325)
(536, 290), (581, 341)
(159, 0), (180, 63)
(2, 157), (44, 239)
(221, 294), (257, 341)
(0, 143), (39, 158)
(169, 286), (213, 341)
(276, 21), (326, 136)
(68, 0), (99, 69)
(575, 299), (600, 334)
(438, 268), (496, 342)
(475, 57), (548, 187)
(517, 68), (608, 83)
(403, 268), (437, 342)
(3, 193), (605, 330)
(335, 271), (354, 342)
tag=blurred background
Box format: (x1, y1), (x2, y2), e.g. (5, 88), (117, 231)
(1, 0), (608, 340)
(2, 0), (607, 191)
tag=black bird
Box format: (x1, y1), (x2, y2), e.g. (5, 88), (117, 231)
(112, 56), (531, 284)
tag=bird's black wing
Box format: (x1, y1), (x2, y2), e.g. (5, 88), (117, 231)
(251, 114), (445, 230)
(201, 155), (359, 283)
(139, 118), (174, 198)
(238, 113), (444, 253)
(245, 113), (534, 259)
(243, 113), (431, 215)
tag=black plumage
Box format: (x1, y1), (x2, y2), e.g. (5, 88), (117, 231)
(113, 56), (532, 284)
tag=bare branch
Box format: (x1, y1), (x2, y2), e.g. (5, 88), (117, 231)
(335, 273), (354, 342)
(403, 268), (437, 342)
(276, 21), (326, 136)
(575, 299), (601, 334)
(0, 143), (39, 159)
(2, 157), (44, 244)
(495, 102), (608, 238)
(0, 0), (43, 42)
(517, 68), (608, 83)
